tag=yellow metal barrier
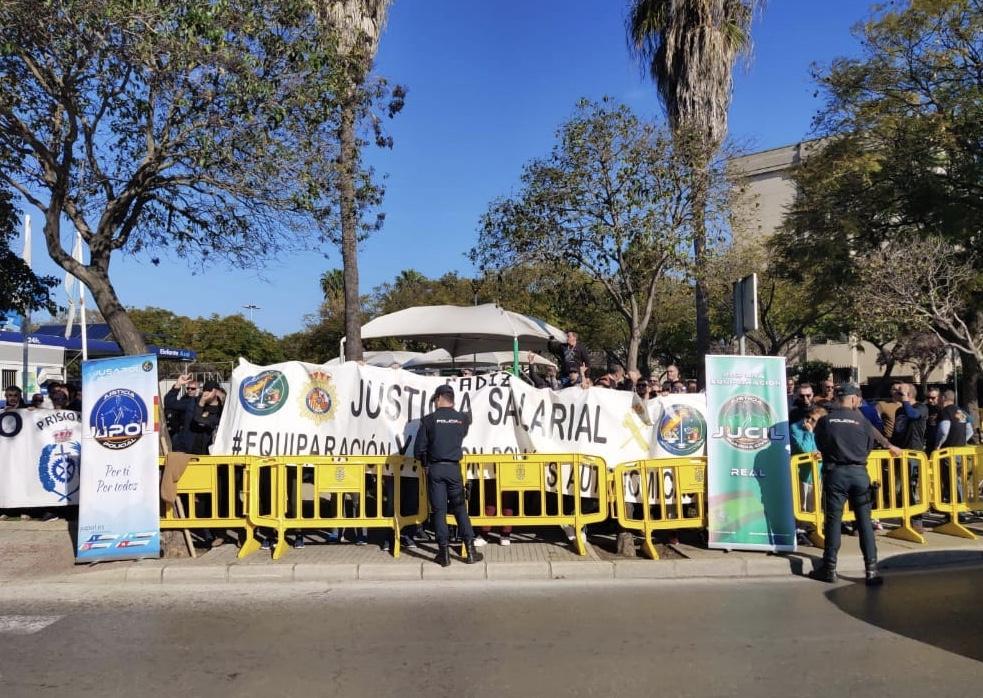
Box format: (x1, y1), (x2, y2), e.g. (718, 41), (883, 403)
(930, 446), (982, 540)
(158, 456), (258, 559)
(246, 455), (426, 560)
(612, 458), (707, 560)
(450, 454), (609, 556)
(790, 449), (930, 548)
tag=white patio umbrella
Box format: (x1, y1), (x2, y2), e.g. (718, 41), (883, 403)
(325, 350), (423, 367)
(401, 349), (556, 371)
(349, 304), (566, 374)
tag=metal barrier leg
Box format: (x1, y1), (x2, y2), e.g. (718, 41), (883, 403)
(238, 534), (261, 559)
(885, 524), (926, 544)
(642, 523), (659, 561)
(933, 520), (976, 540)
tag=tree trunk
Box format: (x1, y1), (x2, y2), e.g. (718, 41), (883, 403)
(84, 268), (148, 355)
(339, 97), (363, 361)
(959, 350), (980, 429)
(691, 166), (710, 387)
(626, 326), (641, 374)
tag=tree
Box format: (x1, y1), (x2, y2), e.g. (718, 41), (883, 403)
(314, 1), (399, 362)
(0, 187), (55, 315)
(0, 1), (345, 354)
(473, 99), (724, 372)
(708, 239), (841, 357)
(855, 237), (980, 368)
(772, 0), (982, 412)
(628, 0), (761, 381)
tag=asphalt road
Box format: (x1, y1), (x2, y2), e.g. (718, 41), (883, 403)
(0, 568), (981, 697)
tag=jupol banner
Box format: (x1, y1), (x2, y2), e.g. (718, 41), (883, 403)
(76, 354), (161, 562)
(212, 360), (711, 502)
(0, 409), (81, 508)
(705, 355), (796, 552)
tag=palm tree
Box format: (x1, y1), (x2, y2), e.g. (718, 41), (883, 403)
(628, 0), (759, 380)
(315, 1), (393, 361)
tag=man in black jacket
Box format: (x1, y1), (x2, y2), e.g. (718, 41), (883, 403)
(548, 330), (590, 387)
(414, 384), (482, 567)
(165, 375), (221, 454)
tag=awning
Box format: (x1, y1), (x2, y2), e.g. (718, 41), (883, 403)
(0, 331), (196, 361)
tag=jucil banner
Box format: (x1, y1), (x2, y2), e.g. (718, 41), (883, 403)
(705, 355), (796, 552)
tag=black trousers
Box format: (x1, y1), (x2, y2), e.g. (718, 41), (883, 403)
(427, 462), (474, 546)
(822, 465), (877, 568)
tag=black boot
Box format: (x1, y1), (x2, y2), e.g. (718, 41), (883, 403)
(865, 563), (883, 587)
(809, 563), (837, 583)
(465, 539), (483, 564)
(434, 545), (451, 568)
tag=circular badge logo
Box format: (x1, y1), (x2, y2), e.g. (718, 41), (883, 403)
(89, 388), (150, 450)
(306, 387), (333, 416)
(716, 394), (776, 451)
(142, 361), (153, 372)
(657, 403), (707, 456)
(239, 370), (290, 416)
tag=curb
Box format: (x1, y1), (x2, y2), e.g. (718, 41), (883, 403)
(33, 548), (983, 586)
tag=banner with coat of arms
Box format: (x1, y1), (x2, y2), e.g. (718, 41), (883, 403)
(0, 409), (81, 508)
(76, 354), (161, 562)
(212, 359), (710, 502)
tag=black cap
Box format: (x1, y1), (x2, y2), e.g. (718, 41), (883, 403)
(203, 380), (221, 391)
(835, 383), (861, 398)
(434, 384), (455, 400)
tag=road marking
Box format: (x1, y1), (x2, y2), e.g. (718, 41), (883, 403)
(0, 615), (62, 635)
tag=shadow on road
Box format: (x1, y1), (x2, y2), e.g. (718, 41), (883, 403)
(825, 559), (983, 663)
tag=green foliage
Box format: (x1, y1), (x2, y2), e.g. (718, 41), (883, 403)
(790, 360), (833, 390)
(0, 188), (56, 315)
(128, 306), (283, 365)
(773, 0), (982, 313)
(0, 0), (352, 353)
(472, 98), (730, 370)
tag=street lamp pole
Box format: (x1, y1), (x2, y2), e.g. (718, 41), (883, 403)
(243, 304), (260, 324)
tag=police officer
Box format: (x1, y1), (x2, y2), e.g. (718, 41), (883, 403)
(414, 384), (483, 567)
(810, 383), (899, 586)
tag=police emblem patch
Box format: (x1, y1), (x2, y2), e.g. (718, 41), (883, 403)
(239, 370), (290, 416)
(715, 394), (780, 451)
(657, 403), (708, 456)
(299, 371), (337, 424)
(89, 388), (150, 450)
(38, 429), (81, 502)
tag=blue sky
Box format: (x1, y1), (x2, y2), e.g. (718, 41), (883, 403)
(21, 0), (872, 337)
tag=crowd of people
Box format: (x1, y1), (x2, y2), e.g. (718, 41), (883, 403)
(521, 330), (700, 396)
(2, 381), (82, 413)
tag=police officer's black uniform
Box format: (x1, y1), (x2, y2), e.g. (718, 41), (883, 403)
(414, 384), (482, 567)
(811, 384), (883, 586)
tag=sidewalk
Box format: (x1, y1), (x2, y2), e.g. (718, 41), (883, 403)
(2, 516), (982, 586)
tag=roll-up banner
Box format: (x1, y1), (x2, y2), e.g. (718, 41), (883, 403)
(705, 355), (795, 552)
(76, 354), (161, 562)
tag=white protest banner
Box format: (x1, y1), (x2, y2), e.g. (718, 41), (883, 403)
(0, 409), (81, 508)
(76, 354), (160, 562)
(212, 360), (708, 502)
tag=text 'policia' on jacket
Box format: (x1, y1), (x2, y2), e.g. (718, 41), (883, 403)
(815, 406), (875, 466)
(413, 407), (471, 465)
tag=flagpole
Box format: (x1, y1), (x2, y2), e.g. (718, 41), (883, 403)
(21, 215), (31, 396)
(79, 232), (88, 361)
